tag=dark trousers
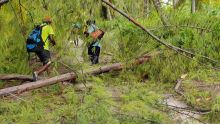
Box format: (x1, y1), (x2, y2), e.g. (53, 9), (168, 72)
(88, 43), (100, 64)
(28, 47), (51, 65)
(35, 50), (51, 65)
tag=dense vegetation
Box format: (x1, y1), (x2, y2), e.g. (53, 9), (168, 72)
(1, 0), (220, 123)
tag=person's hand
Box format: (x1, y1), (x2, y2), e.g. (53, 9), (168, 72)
(49, 35), (56, 46)
(84, 31), (89, 37)
(51, 40), (56, 46)
(53, 42), (56, 46)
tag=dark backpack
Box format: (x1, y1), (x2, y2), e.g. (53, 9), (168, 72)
(26, 25), (45, 52)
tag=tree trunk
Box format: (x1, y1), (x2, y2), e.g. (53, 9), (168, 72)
(0, 55), (151, 97)
(191, 0), (196, 13)
(0, 0), (8, 7)
(144, 0), (151, 17)
(173, 0), (185, 9)
(151, 0), (170, 26)
(101, 0), (112, 20)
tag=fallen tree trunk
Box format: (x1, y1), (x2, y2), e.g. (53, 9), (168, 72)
(0, 55), (150, 81)
(0, 0), (8, 7)
(90, 55), (151, 75)
(0, 55), (151, 97)
(0, 73), (76, 96)
(0, 74), (43, 81)
(90, 63), (122, 75)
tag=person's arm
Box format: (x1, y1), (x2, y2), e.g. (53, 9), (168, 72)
(98, 30), (105, 40)
(84, 31), (89, 37)
(48, 25), (56, 46)
(84, 25), (96, 37)
(49, 35), (56, 46)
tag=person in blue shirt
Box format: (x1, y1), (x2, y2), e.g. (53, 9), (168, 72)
(84, 20), (104, 64)
(69, 22), (81, 46)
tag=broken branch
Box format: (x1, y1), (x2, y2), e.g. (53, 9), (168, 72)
(101, 0), (219, 64)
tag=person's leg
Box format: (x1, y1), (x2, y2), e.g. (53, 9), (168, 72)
(76, 39), (78, 46)
(33, 50), (51, 81)
(96, 47), (100, 63)
(74, 39), (77, 46)
(74, 36), (77, 47)
(88, 42), (94, 63)
(74, 35), (79, 47)
(35, 61), (51, 75)
(76, 35), (79, 46)
(92, 46), (100, 64)
(88, 43), (93, 55)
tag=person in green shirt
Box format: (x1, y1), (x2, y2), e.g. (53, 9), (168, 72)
(33, 16), (56, 81)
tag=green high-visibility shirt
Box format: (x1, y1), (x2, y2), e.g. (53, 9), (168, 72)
(41, 24), (55, 50)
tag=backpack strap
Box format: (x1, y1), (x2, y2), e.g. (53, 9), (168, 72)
(91, 24), (98, 31)
(39, 24), (47, 45)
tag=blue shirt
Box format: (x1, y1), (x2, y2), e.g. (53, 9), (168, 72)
(93, 39), (101, 47)
(87, 24), (101, 47)
(87, 24), (97, 33)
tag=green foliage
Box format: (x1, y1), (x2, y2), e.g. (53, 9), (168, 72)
(207, 95), (220, 123)
(1, 0), (220, 123)
(76, 84), (118, 124)
(212, 21), (220, 40)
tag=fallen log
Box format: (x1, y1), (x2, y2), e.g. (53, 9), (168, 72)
(0, 55), (151, 81)
(89, 55), (151, 75)
(89, 63), (122, 75)
(0, 74), (43, 81)
(0, 73), (76, 96)
(0, 55), (151, 97)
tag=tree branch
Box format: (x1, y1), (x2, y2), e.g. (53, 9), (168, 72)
(101, 0), (219, 64)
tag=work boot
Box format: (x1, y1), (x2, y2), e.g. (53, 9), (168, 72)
(33, 72), (38, 81)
